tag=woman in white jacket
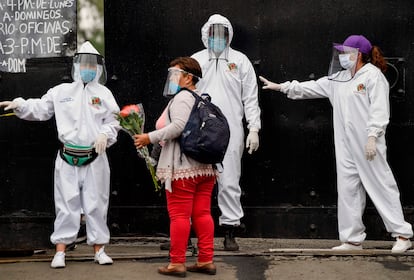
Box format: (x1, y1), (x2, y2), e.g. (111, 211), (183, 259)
(260, 35), (413, 253)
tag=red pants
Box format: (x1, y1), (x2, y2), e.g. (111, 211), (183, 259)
(166, 175), (215, 264)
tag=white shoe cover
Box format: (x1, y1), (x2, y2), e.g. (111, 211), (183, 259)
(332, 243), (363, 250)
(391, 238), (412, 253)
(94, 246), (113, 265)
(51, 251), (65, 268)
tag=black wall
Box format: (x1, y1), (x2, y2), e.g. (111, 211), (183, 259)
(0, 58), (72, 250)
(103, 0), (414, 239)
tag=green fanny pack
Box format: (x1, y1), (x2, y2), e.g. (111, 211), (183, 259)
(59, 143), (98, 166)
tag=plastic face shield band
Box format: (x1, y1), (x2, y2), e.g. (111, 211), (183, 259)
(328, 45), (359, 82)
(208, 24), (229, 59)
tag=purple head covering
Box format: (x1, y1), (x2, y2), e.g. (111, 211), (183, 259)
(334, 35), (372, 54)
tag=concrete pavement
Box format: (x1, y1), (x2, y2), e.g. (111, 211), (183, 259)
(1, 237), (414, 279)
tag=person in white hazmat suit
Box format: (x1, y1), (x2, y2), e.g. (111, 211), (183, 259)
(0, 41), (121, 267)
(260, 35), (413, 253)
(191, 14), (261, 251)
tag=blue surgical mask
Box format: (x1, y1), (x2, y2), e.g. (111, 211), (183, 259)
(80, 69), (97, 83)
(168, 82), (181, 95)
(208, 37), (227, 54)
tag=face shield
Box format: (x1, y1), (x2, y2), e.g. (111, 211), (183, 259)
(72, 53), (107, 84)
(208, 24), (229, 60)
(328, 45), (359, 82)
(162, 67), (201, 97)
(163, 67), (185, 97)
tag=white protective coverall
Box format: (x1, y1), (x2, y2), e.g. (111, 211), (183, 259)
(11, 42), (120, 246)
(192, 15), (261, 226)
(279, 63), (413, 242)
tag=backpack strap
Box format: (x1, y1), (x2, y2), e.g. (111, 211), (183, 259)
(178, 87), (200, 100)
(167, 87), (201, 120)
(167, 88), (198, 164)
(177, 87), (212, 103)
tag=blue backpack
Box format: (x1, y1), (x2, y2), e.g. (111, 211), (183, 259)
(172, 88), (230, 165)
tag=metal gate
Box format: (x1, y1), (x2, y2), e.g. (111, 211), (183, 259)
(103, 0), (414, 239)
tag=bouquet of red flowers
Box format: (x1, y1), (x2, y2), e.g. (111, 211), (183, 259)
(116, 104), (160, 192)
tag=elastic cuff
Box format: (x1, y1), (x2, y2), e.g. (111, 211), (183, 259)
(280, 81), (291, 93)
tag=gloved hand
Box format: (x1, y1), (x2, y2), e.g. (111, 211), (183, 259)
(259, 76), (282, 91)
(365, 136), (377, 161)
(94, 134), (108, 155)
(0, 101), (18, 110)
(246, 128), (259, 154)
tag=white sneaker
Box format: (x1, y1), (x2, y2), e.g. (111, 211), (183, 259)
(332, 243), (363, 250)
(391, 238), (412, 253)
(94, 247), (113, 265)
(50, 251), (65, 268)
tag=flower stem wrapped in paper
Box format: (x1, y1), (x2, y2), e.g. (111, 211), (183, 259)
(115, 104), (161, 192)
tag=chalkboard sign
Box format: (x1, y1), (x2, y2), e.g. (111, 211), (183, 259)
(0, 0), (77, 73)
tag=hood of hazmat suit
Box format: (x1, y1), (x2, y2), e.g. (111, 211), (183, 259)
(201, 14), (234, 60)
(72, 41), (107, 85)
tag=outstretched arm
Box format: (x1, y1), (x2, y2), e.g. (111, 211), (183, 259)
(0, 101), (18, 111)
(259, 76), (282, 91)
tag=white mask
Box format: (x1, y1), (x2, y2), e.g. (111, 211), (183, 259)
(338, 53), (356, 70)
